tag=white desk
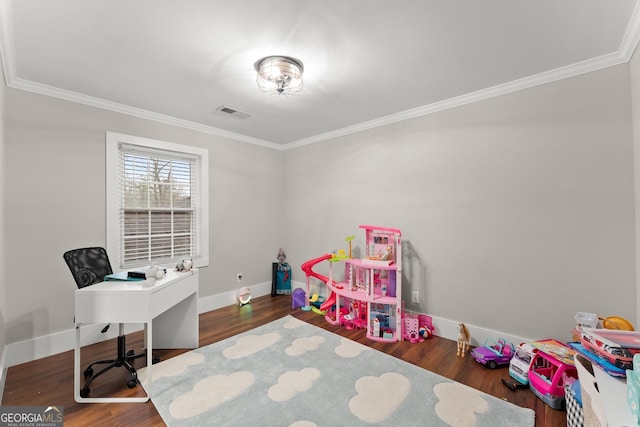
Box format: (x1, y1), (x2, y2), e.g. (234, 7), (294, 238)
(75, 269), (199, 403)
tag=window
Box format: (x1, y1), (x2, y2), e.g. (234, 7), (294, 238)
(106, 132), (209, 270)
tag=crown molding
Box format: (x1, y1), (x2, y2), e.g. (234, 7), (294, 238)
(5, 49), (629, 152)
(0, 0), (16, 86)
(285, 3), (640, 150)
(283, 50), (629, 150)
(7, 78), (282, 149)
(0, 1), (283, 149)
(620, 0), (640, 61)
(2, 0), (639, 152)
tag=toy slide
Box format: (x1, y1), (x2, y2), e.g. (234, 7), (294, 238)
(301, 254), (334, 311)
(319, 292), (336, 312)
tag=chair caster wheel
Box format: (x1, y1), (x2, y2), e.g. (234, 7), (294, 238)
(80, 387), (90, 398)
(127, 379), (137, 389)
(83, 368), (93, 378)
(126, 349), (135, 357)
(152, 355), (160, 364)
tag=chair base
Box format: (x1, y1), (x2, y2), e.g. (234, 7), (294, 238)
(80, 333), (159, 398)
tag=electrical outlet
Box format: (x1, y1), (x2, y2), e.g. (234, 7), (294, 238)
(236, 273), (243, 283)
(411, 291), (419, 303)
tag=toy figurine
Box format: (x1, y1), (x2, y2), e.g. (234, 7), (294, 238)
(143, 263), (166, 287)
(176, 259), (193, 272)
(457, 322), (471, 357)
(274, 248), (291, 295)
(381, 245), (393, 260)
(277, 248), (287, 263)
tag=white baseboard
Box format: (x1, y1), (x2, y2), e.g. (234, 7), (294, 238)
(197, 281), (272, 313)
(0, 346), (6, 402)
(4, 280), (531, 368)
(4, 281), (272, 368)
(428, 317), (533, 349)
(291, 280), (533, 345)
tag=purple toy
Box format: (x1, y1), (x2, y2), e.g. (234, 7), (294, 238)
(291, 288), (306, 309)
(471, 338), (515, 369)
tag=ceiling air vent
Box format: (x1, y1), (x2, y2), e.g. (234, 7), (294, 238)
(215, 105), (251, 120)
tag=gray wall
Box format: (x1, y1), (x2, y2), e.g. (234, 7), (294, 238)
(632, 45), (640, 330)
(5, 89), (283, 344)
(284, 63), (636, 341)
(0, 62), (6, 356)
(2, 59), (638, 348)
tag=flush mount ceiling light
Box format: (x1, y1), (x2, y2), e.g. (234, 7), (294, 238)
(254, 55), (304, 96)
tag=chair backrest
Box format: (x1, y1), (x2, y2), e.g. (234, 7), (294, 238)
(63, 247), (113, 289)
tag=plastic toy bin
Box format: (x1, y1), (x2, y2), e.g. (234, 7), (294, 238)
(574, 355), (607, 426)
(564, 381), (583, 427)
(575, 312), (599, 328)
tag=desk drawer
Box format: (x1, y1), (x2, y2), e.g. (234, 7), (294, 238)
(75, 271), (198, 324)
(151, 272), (197, 318)
(75, 291), (147, 324)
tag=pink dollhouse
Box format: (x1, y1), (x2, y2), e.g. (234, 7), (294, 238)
(304, 225), (403, 343)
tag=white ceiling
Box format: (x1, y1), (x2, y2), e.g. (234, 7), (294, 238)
(1, 0), (640, 149)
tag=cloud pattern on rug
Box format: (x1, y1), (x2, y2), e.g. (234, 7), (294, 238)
(349, 372), (411, 423)
(433, 382), (490, 426)
(335, 337), (369, 358)
(145, 317), (533, 426)
(137, 351), (204, 383)
(286, 335), (325, 356)
(289, 422), (318, 427)
(169, 371), (255, 419)
(162, 326), (406, 424)
(268, 367), (321, 402)
(283, 317), (306, 329)
(222, 332), (281, 359)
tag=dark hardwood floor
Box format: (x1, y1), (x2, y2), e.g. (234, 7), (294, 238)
(2, 295), (566, 426)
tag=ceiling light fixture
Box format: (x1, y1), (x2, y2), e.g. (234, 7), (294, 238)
(254, 56), (304, 96)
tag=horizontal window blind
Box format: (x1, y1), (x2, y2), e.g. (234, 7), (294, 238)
(118, 143), (200, 267)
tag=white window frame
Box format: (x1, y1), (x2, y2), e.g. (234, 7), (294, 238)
(106, 132), (209, 270)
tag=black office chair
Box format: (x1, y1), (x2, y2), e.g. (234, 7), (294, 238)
(63, 247), (148, 398)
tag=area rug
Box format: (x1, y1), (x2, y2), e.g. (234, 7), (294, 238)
(138, 316), (534, 427)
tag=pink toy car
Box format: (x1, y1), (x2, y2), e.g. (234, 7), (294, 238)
(528, 347), (578, 409)
(471, 338), (515, 369)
